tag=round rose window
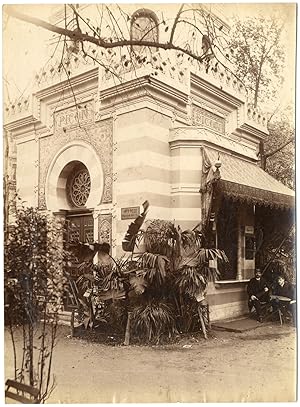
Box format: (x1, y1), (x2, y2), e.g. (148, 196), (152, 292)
(67, 166), (91, 207)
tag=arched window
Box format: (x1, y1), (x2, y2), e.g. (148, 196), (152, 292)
(66, 162), (91, 208)
(131, 9), (159, 44)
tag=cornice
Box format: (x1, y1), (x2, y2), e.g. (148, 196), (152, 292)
(190, 72), (244, 109)
(169, 127), (257, 160)
(239, 122), (269, 140)
(100, 74), (189, 107)
(34, 67), (99, 101)
(98, 96), (188, 126)
(191, 93), (235, 117)
(231, 128), (262, 144)
(99, 79), (189, 125)
(147, 75), (189, 104)
(4, 115), (40, 133)
(46, 92), (97, 114)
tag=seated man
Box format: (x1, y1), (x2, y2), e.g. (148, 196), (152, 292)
(272, 275), (296, 326)
(247, 269), (270, 322)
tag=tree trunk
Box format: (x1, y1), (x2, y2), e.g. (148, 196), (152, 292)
(124, 311), (132, 346)
(197, 305), (207, 340)
(28, 324), (34, 386)
(4, 130), (9, 243)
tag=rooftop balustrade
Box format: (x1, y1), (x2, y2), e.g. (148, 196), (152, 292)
(3, 46), (268, 133)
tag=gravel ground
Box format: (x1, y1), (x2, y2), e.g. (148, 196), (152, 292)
(4, 322), (297, 403)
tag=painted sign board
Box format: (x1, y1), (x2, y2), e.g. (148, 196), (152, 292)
(121, 206), (140, 220)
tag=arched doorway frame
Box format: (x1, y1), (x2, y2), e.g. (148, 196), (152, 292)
(45, 141), (103, 212)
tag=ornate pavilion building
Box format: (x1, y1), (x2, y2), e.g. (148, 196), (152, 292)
(4, 5), (294, 321)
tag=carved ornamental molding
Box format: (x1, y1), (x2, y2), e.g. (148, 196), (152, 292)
(98, 214), (112, 246)
(192, 106), (226, 135)
(38, 115), (113, 209)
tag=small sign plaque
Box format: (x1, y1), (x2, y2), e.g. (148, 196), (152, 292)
(121, 206), (140, 220)
(245, 225), (254, 235)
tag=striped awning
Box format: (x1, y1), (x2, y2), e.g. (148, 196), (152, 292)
(207, 148), (294, 209)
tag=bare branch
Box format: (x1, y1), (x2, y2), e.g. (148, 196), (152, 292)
(4, 6), (209, 64)
(169, 4), (184, 44)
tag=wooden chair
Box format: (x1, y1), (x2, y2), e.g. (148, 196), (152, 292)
(261, 304), (283, 325)
(5, 379), (40, 404)
(274, 303), (294, 325)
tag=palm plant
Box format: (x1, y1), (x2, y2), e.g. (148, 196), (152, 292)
(131, 300), (176, 343)
(69, 201), (228, 343)
(121, 214), (228, 341)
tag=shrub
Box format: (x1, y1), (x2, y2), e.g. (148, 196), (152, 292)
(4, 206), (71, 402)
(132, 300), (176, 343)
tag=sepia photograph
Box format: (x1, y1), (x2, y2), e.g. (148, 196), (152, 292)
(3, 2), (296, 403)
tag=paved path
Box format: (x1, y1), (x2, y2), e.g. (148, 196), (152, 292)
(4, 323), (296, 403)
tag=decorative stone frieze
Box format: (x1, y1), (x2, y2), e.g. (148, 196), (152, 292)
(192, 106), (226, 134)
(39, 186), (46, 209)
(246, 106), (267, 128)
(170, 108), (177, 126)
(112, 202), (117, 220)
(38, 117), (113, 209)
(98, 214), (112, 245)
(4, 97), (30, 119)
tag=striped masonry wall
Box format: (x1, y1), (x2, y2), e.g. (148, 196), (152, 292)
(114, 108), (207, 253)
(114, 108), (172, 253)
(170, 145), (203, 229)
(207, 281), (249, 321)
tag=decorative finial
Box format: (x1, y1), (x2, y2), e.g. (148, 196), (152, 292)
(215, 153), (222, 169)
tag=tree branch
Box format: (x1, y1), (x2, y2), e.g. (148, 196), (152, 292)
(265, 136), (294, 158)
(4, 5), (210, 64)
(169, 3), (184, 44)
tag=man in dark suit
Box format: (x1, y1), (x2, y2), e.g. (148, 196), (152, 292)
(247, 269), (270, 322)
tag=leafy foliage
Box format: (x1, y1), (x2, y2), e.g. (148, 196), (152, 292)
(229, 16), (285, 107)
(255, 205), (295, 283)
(144, 219), (179, 256)
(132, 300), (176, 343)
(265, 112), (295, 189)
(4, 206), (71, 402)
(176, 266), (207, 300)
(75, 216), (228, 343)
